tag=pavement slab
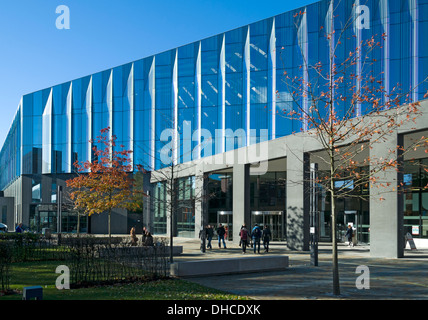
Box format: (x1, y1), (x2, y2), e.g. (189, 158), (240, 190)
(171, 238), (428, 300)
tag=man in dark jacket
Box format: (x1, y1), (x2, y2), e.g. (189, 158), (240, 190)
(262, 225), (272, 253)
(345, 225), (354, 247)
(217, 224), (227, 249)
(206, 225), (214, 250)
(251, 224), (262, 254)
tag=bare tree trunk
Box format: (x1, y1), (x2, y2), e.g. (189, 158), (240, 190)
(108, 208), (112, 245)
(331, 192), (340, 296)
(170, 166), (175, 263)
(77, 213), (80, 235)
(330, 154), (340, 296)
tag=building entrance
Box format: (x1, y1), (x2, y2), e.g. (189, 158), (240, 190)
(217, 211), (233, 241)
(251, 211), (285, 241)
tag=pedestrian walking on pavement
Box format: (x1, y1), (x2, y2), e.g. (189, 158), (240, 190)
(262, 225), (272, 252)
(345, 224), (354, 247)
(217, 223), (227, 249)
(239, 224), (250, 254)
(130, 226), (138, 246)
(251, 224), (262, 253)
(206, 225), (214, 249)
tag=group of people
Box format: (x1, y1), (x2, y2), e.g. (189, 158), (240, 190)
(200, 224), (226, 250)
(200, 223), (272, 254)
(130, 226), (153, 246)
(239, 224), (271, 254)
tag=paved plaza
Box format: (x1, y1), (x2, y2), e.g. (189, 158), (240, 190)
(171, 238), (428, 300)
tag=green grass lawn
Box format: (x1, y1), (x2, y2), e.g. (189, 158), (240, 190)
(1, 261), (248, 300)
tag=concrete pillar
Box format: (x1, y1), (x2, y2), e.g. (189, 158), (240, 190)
(370, 133), (404, 258)
(233, 164), (250, 245)
(194, 172), (206, 238)
(21, 176), (31, 227)
(286, 140), (310, 251)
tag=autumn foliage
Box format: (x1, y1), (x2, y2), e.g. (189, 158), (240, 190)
(66, 127), (144, 239)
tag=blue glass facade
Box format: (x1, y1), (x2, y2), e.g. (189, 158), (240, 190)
(2, 0), (428, 191)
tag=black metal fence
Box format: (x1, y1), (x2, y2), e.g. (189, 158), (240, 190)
(0, 233), (170, 292)
(62, 235), (169, 288)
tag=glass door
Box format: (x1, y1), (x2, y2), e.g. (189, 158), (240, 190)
(266, 212), (284, 241)
(251, 211), (285, 241)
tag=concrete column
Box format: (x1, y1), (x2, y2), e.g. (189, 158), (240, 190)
(194, 173), (206, 238)
(21, 176), (31, 227)
(0, 196), (14, 229)
(286, 140), (310, 251)
(233, 164), (250, 245)
(370, 133), (404, 258)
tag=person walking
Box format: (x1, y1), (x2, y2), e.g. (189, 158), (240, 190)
(251, 224), (262, 254)
(206, 225), (214, 250)
(345, 224), (354, 247)
(141, 226), (147, 245)
(145, 231), (154, 246)
(217, 224), (227, 249)
(262, 225), (272, 253)
(15, 223), (23, 233)
(130, 226), (138, 246)
(239, 225), (250, 254)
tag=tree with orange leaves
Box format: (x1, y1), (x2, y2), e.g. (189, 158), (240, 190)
(66, 127), (144, 241)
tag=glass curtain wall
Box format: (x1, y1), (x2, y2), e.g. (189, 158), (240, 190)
(153, 181), (167, 235)
(134, 58), (154, 171)
(250, 171), (287, 240)
(151, 176), (196, 237)
(92, 70), (112, 155)
(0, 108), (21, 190)
(71, 76), (91, 168)
(403, 159), (428, 239)
(225, 27), (246, 150)
(201, 36), (221, 158)
(113, 63), (133, 156)
(317, 166), (370, 243)
(29, 208), (88, 233)
(207, 172), (233, 226)
(176, 176), (196, 238)
(178, 44), (197, 164)
(155, 51), (174, 170)
(52, 82), (72, 174)
(249, 19), (269, 144)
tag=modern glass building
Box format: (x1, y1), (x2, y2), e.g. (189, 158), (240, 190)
(1, 0), (428, 257)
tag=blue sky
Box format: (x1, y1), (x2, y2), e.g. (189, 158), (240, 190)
(0, 0), (316, 147)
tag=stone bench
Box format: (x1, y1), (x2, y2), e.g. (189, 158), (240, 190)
(170, 255), (289, 278)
